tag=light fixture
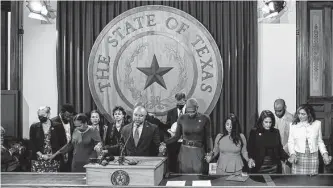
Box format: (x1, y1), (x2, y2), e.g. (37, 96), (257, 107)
(26, 0), (56, 24)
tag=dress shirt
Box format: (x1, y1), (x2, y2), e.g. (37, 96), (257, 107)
(288, 120), (328, 156)
(275, 111), (293, 151)
(60, 114), (71, 143)
(177, 105), (186, 117)
(63, 123), (71, 143)
(132, 123), (143, 139)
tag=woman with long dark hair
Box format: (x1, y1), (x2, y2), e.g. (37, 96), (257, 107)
(89, 110), (108, 144)
(288, 104), (332, 174)
(206, 113), (250, 175)
(103, 106), (127, 156)
(248, 110), (289, 173)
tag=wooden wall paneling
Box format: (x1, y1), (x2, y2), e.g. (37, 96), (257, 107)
(1, 9), (8, 90)
(9, 1), (23, 138)
(323, 7), (332, 96)
(309, 9), (324, 96)
(296, 1), (309, 107)
(1, 90), (18, 138)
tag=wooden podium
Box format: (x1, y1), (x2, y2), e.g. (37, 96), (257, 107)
(84, 156), (167, 186)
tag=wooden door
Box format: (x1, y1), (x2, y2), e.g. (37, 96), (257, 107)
(297, 1), (333, 141)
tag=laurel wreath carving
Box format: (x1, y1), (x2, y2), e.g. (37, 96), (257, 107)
(123, 43), (187, 111)
(124, 43), (149, 104)
(159, 45), (188, 106)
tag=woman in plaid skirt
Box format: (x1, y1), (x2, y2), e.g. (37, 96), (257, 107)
(288, 104), (332, 174)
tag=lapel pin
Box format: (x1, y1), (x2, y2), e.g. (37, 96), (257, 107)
(259, 133), (262, 136)
(199, 120), (201, 122)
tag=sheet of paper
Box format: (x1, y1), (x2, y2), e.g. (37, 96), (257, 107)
(225, 175), (249, 182)
(192, 180), (211, 186)
(166, 181), (186, 186)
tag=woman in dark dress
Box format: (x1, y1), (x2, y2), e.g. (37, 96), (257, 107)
(50, 114), (102, 172)
(103, 106), (127, 156)
(248, 110), (289, 173)
(29, 106), (66, 172)
(164, 98), (213, 174)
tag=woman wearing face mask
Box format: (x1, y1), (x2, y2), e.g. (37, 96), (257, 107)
(205, 114), (252, 175)
(288, 104), (332, 174)
(103, 106), (127, 156)
(248, 110), (289, 173)
(164, 98), (213, 174)
(49, 113), (102, 172)
(89, 110), (108, 144)
(29, 106), (67, 172)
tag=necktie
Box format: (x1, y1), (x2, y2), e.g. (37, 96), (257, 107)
(179, 110), (183, 117)
(134, 124), (140, 147)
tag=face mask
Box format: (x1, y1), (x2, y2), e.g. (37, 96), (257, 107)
(177, 104), (185, 110)
(38, 116), (48, 123)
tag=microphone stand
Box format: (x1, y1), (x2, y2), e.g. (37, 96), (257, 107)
(115, 133), (131, 165)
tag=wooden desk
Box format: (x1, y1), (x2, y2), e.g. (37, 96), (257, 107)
(2, 173), (333, 187)
(84, 156), (166, 186)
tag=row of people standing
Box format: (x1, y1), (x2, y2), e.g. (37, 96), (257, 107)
(28, 97), (333, 174)
(202, 100), (332, 175)
(29, 103), (166, 172)
(29, 105), (129, 172)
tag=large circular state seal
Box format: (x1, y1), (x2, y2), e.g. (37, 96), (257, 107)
(110, 170), (130, 185)
(88, 5), (223, 122)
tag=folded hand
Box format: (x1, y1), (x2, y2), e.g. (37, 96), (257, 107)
(205, 155), (212, 163)
(288, 154), (297, 164)
(248, 158), (255, 168)
(323, 154), (332, 165)
(42, 154), (49, 160)
(159, 143), (167, 153)
(48, 153), (57, 161)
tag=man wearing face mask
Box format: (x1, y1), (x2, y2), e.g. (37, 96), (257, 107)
(164, 98), (213, 174)
(29, 106), (67, 172)
(51, 103), (75, 172)
(165, 93), (186, 173)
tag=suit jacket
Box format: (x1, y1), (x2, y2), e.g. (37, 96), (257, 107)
(51, 116), (74, 136)
(166, 107), (179, 127)
(121, 121), (161, 156)
(51, 115), (74, 171)
(127, 111), (168, 142)
(248, 128), (289, 173)
(29, 120), (67, 160)
(104, 122), (125, 156)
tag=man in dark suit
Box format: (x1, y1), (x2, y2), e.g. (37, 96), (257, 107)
(121, 106), (163, 156)
(165, 92), (186, 173)
(29, 106), (67, 172)
(51, 103), (75, 172)
(127, 102), (169, 142)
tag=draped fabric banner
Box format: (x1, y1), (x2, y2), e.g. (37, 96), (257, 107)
(56, 1), (258, 137)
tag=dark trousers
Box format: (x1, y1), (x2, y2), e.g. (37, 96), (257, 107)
(59, 153), (72, 172)
(167, 142), (181, 173)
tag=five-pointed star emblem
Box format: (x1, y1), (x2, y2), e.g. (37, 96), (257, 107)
(137, 55), (173, 90)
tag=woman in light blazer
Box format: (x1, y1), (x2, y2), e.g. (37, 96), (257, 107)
(288, 104), (332, 174)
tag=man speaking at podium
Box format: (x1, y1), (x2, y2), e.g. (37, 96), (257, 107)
(121, 106), (165, 156)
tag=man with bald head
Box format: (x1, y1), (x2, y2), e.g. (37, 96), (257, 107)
(274, 98), (293, 174)
(121, 106), (162, 156)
